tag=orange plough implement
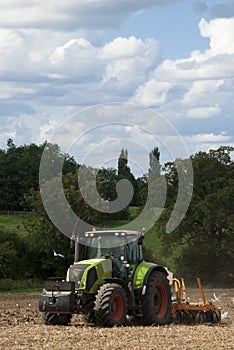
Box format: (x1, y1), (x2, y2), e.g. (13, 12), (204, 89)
(170, 278), (221, 324)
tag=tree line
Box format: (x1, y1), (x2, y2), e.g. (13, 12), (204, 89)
(0, 139), (233, 286)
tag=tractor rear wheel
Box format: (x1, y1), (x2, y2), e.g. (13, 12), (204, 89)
(94, 283), (127, 327)
(141, 271), (171, 325)
(41, 312), (72, 325)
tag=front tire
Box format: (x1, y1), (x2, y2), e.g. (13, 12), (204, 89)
(94, 283), (127, 327)
(141, 271), (171, 325)
(41, 312), (72, 325)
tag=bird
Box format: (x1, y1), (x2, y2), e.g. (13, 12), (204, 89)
(231, 297), (234, 304)
(211, 292), (225, 302)
(52, 250), (64, 258)
(221, 311), (229, 320)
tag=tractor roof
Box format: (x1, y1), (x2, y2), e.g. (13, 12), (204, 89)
(83, 229), (140, 237)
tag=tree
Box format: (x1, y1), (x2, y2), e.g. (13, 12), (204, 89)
(117, 149), (136, 218)
(0, 229), (28, 279)
(118, 149), (129, 178)
(157, 147), (234, 285)
(0, 140), (79, 211)
(147, 147), (165, 209)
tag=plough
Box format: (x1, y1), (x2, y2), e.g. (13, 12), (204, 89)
(171, 277), (221, 324)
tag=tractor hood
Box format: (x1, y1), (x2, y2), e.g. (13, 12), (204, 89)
(66, 258), (112, 293)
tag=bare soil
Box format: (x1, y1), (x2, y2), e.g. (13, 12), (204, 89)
(0, 288), (233, 350)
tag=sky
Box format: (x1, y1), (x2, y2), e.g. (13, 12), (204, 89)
(0, 0), (234, 174)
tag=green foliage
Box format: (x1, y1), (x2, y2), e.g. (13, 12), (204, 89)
(0, 140), (44, 211)
(0, 140), (78, 211)
(0, 140), (233, 287)
(117, 148), (136, 218)
(0, 230), (25, 279)
(96, 167), (118, 201)
(157, 146), (234, 285)
(0, 215), (29, 235)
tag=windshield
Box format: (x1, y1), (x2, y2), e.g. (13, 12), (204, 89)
(78, 230), (141, 262)
(80, 235), (126, 260)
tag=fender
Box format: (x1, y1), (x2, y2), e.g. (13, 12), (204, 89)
(142, 265), (168, 295)
(133, 260), (168, 292)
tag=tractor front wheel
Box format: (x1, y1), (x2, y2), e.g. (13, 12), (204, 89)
(41, 312), (72, 325)
(141, 271), (171, 325)
(94, 283), (127, 327)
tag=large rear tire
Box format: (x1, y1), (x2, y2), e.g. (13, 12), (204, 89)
(41, 312), (72, 325)
(94, 283), (127, 327)
(141, 271), (171, 325)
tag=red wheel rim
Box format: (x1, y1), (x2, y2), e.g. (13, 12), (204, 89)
(112, 295), (123, 320)
(155, 284), (168, 318)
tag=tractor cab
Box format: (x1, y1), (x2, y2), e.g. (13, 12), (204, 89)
(77, 229), (144, 279)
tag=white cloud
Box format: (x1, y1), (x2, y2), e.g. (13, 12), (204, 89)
(133, 80), (171, 106)
(39, 120), (60, 142)
(184, 132), (232, 156)
(0, 31), (161, 105)
(0, 0), (185, 31)
(101, 37), (161, 92)
(101, 36), (159, 60)
(0, 111), (49, 148)
(132, 17), (234, 113)
(0, 5), (233, 162)
(199, 17), (234, 54)
(186, 106), (221, 119)
(182, 80), (224, 106)
(188, 132), (230, 143)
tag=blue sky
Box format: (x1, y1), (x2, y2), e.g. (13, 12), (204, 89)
(103, 1), (210, 59)
(0, 0), (233, 173)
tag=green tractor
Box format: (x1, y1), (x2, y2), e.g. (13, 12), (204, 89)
(39, 229), (171, 327)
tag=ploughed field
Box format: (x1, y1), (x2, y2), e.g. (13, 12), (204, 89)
(0, 288), (233, 350)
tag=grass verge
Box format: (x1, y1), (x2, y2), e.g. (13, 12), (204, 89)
(0, 279), (43, 293)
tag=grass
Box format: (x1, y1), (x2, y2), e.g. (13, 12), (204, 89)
(0, 215), (30, 236)
(0, 279), (43, 293)
(2, 287), (43, 293)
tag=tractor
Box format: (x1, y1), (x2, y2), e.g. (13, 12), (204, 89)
(39, 229), (172, 326)
(39, 228), (221, 326)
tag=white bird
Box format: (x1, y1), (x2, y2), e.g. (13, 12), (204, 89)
(53, 250), (64, 258)
(221, 311), (229, 320)
(211, 292), (226, 302)
(231, 297), (234, 304)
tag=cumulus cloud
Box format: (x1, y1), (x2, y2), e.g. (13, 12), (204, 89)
(0, 32), (161, 105)
(188, 132), (230, 143)
(0, 0), (185, 31)
(133, 81), (171, 106)
(184, 131), (232, 156)
(0, 3), (233, 160)
(100, 37), (161, 93)
(186, 106), (221, 119)
(0, 110), (47, 148)
(132, 17), (234, 113)
(199, 17), (234, 54)
(182, 80), (224, 106)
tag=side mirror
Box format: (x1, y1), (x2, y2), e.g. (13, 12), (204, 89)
(138, 228), (146, 245)
(138, 235), (144, 245)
